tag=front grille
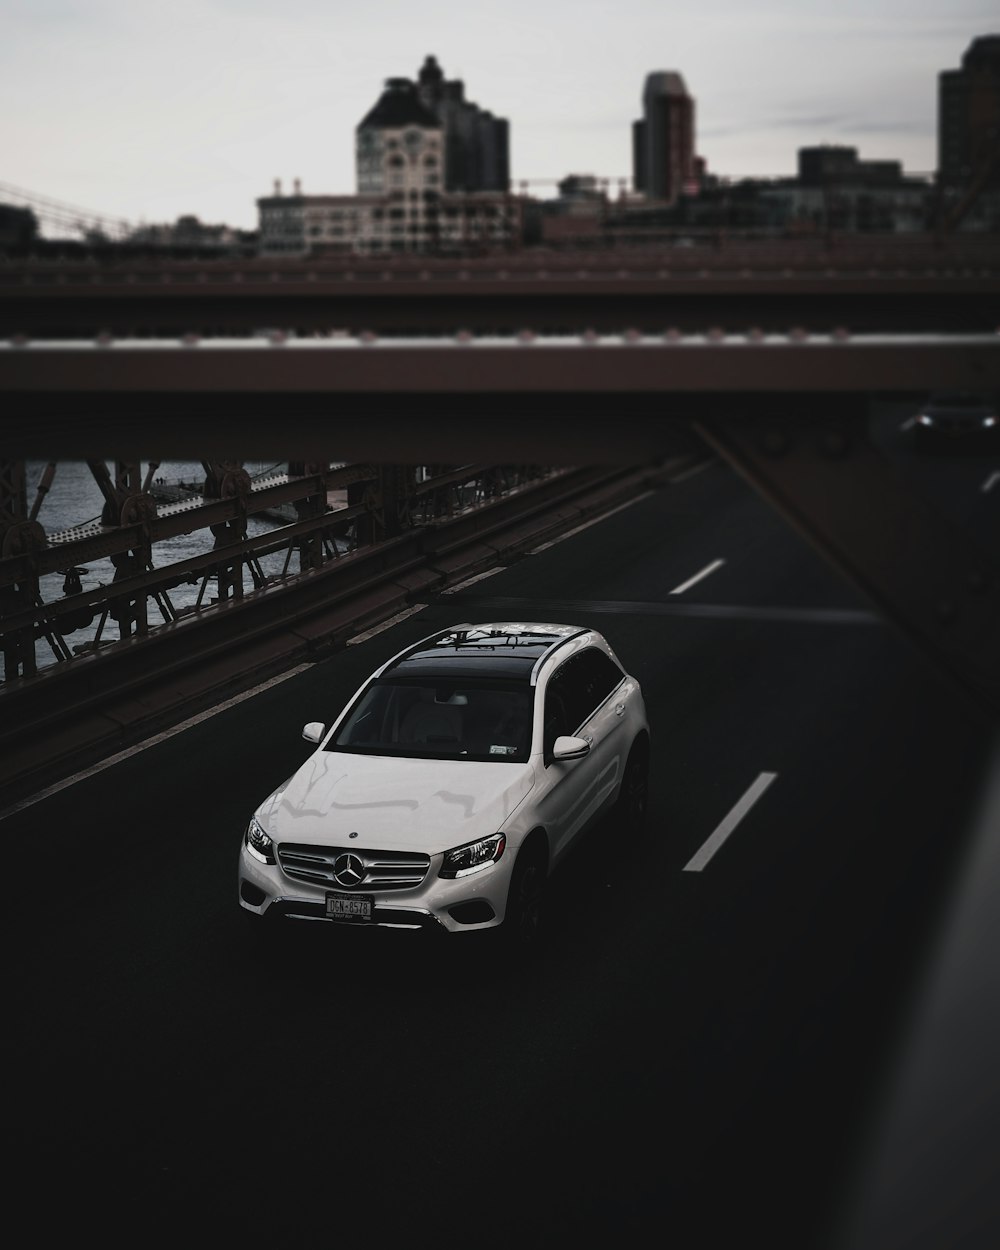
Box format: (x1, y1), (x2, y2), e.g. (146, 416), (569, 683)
(277, 843), (431, 891)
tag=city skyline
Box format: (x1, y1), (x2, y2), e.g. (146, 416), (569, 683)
(1, 1), (994, 232)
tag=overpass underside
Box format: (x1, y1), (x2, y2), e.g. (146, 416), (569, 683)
(1, 240), (999, 801)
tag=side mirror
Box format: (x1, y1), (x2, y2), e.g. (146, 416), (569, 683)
(552, 734), (590, 761)
(302, 722), (325, 744)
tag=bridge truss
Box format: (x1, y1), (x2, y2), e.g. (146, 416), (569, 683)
(1, 238), (998, 802)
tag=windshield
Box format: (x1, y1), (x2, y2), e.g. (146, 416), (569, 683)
(327, 678), (534, 762)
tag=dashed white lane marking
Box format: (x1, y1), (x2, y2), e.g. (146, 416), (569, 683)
(1, 662), (314, 819)
(900, 416), (917, 431)
(670, 557), (725, 596)
(683, 771), (779, 872)
(982, 471), (1000, 494)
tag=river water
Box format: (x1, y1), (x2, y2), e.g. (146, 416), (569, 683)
(7, 460), (302, 678)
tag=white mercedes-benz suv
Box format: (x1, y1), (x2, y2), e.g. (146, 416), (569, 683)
(238, 622), (649, 946)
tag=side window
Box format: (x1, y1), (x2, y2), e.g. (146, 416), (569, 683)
(543, 665), (573, 755)
(575, 649), (625, 717)
(555, 650), (625, 733)
(544, 649), (625, 754)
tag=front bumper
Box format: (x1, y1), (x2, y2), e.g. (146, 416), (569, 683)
(238, 843), (509, 934)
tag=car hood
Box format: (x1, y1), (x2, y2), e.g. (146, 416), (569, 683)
(258, 751), (535, 854)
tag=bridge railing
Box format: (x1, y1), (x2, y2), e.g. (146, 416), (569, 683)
(0, 460), (570, 683)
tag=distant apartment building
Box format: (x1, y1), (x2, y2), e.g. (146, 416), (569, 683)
(938, 35), (1000, 189)
(257, 182), (520, 258)
(257, 64), (517, 256)
(798, 146), (904, 188)
(534, 142), (936, 245)
(632, 72), (697, 204)
(356, 76), (445, 197)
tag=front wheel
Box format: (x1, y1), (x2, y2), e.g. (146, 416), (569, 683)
(501, 849), (547, 953)
(618, 739), (649, 837)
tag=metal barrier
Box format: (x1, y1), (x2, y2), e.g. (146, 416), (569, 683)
(0, 460), (569, 682)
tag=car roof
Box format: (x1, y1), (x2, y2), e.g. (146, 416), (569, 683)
(384, 622), (589, 683)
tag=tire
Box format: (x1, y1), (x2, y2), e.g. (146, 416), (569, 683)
(501, 847), (547, 953)
(618, 739), (649, 837)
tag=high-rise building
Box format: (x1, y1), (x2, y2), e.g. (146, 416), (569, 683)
(938, 35), (1000, 188)
(632, 72), (696, 204)
(416, 55), (509, 192)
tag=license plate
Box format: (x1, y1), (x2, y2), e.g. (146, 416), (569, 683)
(325, 892), (374, 922)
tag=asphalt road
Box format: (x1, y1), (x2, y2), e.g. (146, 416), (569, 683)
(8, 413), (998, 1248)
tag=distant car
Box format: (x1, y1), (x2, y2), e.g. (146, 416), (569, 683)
(238, 622), (650, 948)
(914, 391), (998, 450)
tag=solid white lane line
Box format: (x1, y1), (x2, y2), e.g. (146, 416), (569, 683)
(527, 490), (655, 553)
(668, 458), (715, 485)
(670, 558), (725, 596)
(982, 471), (1000, 494)
(683, 771), (778, 873)
(345, 605), (426, 643)
(440, 566), (505, 594)
(1, 662), (314, 819)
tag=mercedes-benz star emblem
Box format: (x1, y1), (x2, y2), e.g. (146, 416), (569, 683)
(332, 852), (365, 888)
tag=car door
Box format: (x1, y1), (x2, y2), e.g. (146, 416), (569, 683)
(534, 650), (627, 866)
(566, 649), (629, 836)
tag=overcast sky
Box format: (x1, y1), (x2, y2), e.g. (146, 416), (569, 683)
(1, 1), (994, 233)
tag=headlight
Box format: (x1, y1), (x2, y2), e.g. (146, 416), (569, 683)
(245, 816), (276, 864)
(439, 833), (506, 879)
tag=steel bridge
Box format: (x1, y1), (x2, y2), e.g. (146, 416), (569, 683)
(1, 235), (999, 805)
(2, 236), (999, 1250)
(3, 233), (997, 338)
